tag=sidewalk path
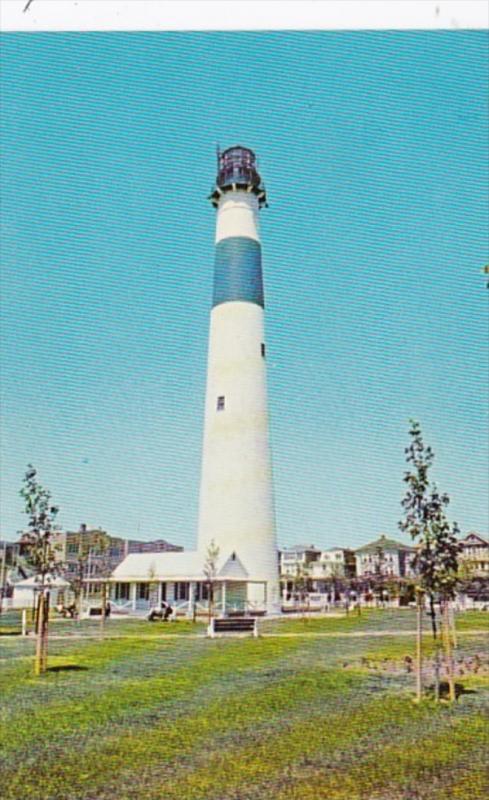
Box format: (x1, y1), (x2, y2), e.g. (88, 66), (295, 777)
(1, 629), (487, 645)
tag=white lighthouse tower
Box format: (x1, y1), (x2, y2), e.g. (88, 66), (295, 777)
(197, 146), (279, 612)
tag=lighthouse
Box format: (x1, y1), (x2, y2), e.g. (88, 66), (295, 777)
(197, 146), (280, 612)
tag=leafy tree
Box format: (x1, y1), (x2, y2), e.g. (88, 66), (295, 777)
(19, 465), (60, 675)
(203, 539), (220, 623)
(400, 420), (461, 702)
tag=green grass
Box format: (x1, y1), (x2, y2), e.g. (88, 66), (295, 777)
(454, 610), (489, 632)
(0, 610), (487, 799)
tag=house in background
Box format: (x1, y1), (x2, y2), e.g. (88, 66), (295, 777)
(279, 545), (321, 601)
(127, 539), (183, 555)
(458, 532), (489, 577)
(51, 524), (183, 583)
(11, 574), (71, 610)
(0, 539), (29, 607)
(279, 545), (321, 579)
(309, 548), (356, 582)
(355, 535), (417, 580)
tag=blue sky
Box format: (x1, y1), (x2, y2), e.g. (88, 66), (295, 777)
(1, 31), (487, 549)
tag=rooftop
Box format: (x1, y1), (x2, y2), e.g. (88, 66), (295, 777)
(460, 532), (489, 546)
(355, 535), (416, 555)
(110, 550), (250, 583)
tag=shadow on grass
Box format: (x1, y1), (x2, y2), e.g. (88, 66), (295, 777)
(0, 631), (22, 637)
(427, 681), (478, 700)
(47, 665), (89, 673)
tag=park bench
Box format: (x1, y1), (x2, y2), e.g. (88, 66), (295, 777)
(207, 616), (258, 638)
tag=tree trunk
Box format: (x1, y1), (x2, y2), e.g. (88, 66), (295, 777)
(34, 591), (40, 634)
(34, 592), (44, 676)
(100, 581), (107, 638)
(78, 582), (84, 622)
(442, 600), (456, 702)
(35, 591), (49, 675)
(41, 591), (50, 673)
(415, 589), (423, 703)
(207, 584), (213, 625)
(449, 603), (458, 649)
(428, 594), (440, 702)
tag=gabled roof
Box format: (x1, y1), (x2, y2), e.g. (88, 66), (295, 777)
(13, 574), (70, 589)
(460, 532), (489, 546)
(355, 535), (416, 555)
(218, 553), (249, 580)
(110, 550), (249, 583)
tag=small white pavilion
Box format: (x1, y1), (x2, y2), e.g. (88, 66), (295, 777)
(11, 574), (71, 609)
(109, 550), (268, 616)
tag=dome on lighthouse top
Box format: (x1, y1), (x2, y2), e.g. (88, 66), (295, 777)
(210, 145), (267, 208)
(218, 145), (260, 187)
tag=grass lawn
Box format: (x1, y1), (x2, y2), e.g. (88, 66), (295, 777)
(0, 610), (487, 800)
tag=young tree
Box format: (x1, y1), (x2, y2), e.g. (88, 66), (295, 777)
(147, 562), (158, 608)
(346, 577), (362, 616)
(203, 539), (220, 623)
(293, 562), (311, 621)
(91, 533), (112, 637)
(68, 538), (91, 621)
(328, 562), (344, 607)
(400, 420), (461, 702)
(373, 544), (387, 607)
(19, 465), (60, 675)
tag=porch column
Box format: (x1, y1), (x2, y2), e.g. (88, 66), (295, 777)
(130, 582), (137, 611)
(157, 582), (163, 605)
(187, 582), (196, 619)
(222, 581), (227, 617)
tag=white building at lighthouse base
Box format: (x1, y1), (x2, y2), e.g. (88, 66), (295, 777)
(109, 549), (275, 616)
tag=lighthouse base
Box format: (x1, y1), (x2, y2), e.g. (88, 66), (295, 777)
(246, 580), (281, 616)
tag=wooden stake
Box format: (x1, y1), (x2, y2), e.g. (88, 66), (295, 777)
(415, 589), (423, 703)
(34, 593), (44, 676)
(40, 591), (50, 673)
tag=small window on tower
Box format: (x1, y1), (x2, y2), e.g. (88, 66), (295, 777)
(261, 343), (266, 358)
(217, 396), (225, 411)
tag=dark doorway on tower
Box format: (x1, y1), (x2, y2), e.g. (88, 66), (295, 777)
(217, 396), (225, 411)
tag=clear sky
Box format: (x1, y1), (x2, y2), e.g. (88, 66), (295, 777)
(1, 31), (488, 549)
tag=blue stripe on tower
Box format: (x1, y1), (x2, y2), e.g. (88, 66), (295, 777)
(213, 236), (264, 308)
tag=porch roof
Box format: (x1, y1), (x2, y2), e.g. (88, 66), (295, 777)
(13, 574), (70, 590)
(110, 550), (252, 583)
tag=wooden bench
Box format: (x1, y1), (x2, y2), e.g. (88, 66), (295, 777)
(207, 617), (258, 638)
